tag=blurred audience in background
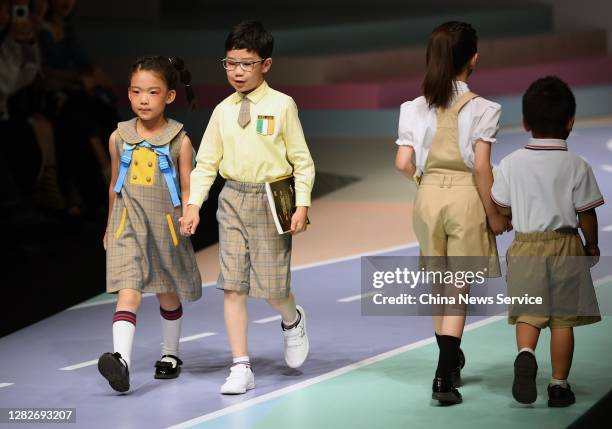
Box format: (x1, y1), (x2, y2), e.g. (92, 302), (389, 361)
(1, 0), (119, 222)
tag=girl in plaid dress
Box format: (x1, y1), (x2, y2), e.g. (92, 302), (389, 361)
(97, 56), (202, 393)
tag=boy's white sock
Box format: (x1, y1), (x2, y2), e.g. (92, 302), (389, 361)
(282, 308), (301, 330)
(518, 347), (535, 357)
(232, 356), (251, 369)
(112, 311), (136, 368)
(550, 377), (569, 388)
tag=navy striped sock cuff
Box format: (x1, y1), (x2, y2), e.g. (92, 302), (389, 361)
(113, 311), (137, 326)
(160, 304), (183, 321)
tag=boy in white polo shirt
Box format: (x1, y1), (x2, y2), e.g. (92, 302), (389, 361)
(492, 76), (603, 407)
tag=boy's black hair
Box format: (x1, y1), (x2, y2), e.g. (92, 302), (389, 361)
(131, 56), (196, 109)
(522, 76), (576, 138)
(225, 20), (274, 59)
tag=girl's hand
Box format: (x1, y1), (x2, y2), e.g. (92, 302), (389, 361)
(290, 207), (308, 235)
(488, 213), (511, 235)
(103, 230), (108, 250)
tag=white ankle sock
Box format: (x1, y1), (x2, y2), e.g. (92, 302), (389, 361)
(550, 377), (568, 388)
(518, 347), (535, 356)
(232, 356), (251, 368)
(282, 309), (299, 326)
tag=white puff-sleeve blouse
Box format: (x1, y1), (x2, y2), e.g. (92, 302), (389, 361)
(395, 81), (501, 175)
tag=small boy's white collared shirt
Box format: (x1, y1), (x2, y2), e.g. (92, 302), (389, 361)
(395, 81), (502, 174)
(491, 138), (604, 233)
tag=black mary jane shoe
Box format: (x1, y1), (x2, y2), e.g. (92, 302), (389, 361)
(98, 352), (130, 393)
(432, 377), (463, 405)
(154, 355), (183, 379)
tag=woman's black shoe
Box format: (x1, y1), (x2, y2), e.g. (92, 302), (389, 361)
(154, 355), (183, 379)
(432, 377), (463, 404)
(98, 352), (130, 393)
(548, 384), (576, 407)
(450, 348), (465, 387)
(451, 367), (462, 387)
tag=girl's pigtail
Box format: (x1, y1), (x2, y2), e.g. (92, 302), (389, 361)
(169, 56), (197, 110)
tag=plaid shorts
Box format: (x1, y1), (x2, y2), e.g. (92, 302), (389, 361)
(216, 180), (292, 299)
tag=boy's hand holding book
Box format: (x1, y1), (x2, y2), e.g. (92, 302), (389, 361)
(291, 207), (308, 235)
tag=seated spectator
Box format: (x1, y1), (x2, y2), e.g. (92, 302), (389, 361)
(38, 0), (119, 217)
(0, 0), (63, 210)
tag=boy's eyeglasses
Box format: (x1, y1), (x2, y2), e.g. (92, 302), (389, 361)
(221, 58), (266, 72)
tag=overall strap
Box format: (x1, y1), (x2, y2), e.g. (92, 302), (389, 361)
(449, 91), (479, 115)
(424, 92), (480, 175)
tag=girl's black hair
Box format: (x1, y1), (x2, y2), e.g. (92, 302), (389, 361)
(422, 21), (478, 109)
(130, 56), (196, 110)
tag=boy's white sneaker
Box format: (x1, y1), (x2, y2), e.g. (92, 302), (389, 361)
(220, 365), (255, 395)
(282, 305), (309, 368)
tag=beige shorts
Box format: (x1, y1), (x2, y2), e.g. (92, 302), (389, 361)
(413, 173), (500, 277)
(216, 180), (292, 299)
(506, 229), (600, 329)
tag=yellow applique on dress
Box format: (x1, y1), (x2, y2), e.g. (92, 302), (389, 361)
(129, 147), (157, 186)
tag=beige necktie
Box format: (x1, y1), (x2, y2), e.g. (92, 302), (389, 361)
(238, 96), (251, 128)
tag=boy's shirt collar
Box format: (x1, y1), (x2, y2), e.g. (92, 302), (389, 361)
(232, 80), (269, 104)
(525, 138), (568, 151)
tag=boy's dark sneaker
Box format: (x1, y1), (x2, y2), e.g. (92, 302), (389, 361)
(154, 355), (183, 379)
(512, 351), (538, 404)
(432, 377), (463, 405)
(548, 384), (576, 407)
(98, 352), (130, 393)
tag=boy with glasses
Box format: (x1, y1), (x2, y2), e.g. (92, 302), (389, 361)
(181, 20), (315, 395)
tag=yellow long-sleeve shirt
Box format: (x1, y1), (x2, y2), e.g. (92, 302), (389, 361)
(188, 81), (315, 207)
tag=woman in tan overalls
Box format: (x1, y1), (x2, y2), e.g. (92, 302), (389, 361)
(395, 22), (511, 404)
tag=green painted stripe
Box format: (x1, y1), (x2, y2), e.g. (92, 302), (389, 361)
(185, 282), (612, 429)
